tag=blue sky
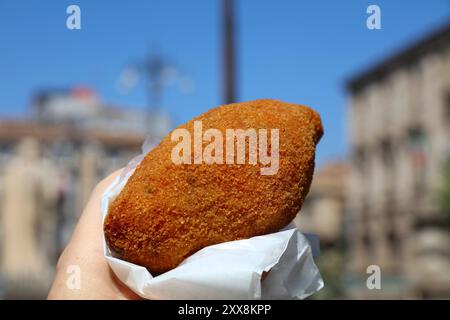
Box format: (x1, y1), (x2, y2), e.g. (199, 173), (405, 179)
(0, 0), (449, 166)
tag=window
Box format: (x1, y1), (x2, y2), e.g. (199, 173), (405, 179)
(445, 91), (450, 123)
(407, 127), (427, 200)
(353, 146), (367, 176)
(360, 199), (373, 256)
(381, 140), (394, 167)
(407, 127), (427, 166)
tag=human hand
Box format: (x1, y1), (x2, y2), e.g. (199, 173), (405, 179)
(48, 169), (141, 300)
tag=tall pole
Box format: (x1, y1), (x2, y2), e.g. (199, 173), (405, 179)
(223, 0), (237, 104)
(143, 50), (165, 134)
(146, 51), (165, 111)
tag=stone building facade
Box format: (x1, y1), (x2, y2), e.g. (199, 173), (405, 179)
(294, 161), (349, 298)
(294, 162), (348, 246)
(0, 88), (171, 298)
(346, 23), (450, 298)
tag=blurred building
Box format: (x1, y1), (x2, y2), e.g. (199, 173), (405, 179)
(294, 162), (348, 245)
(346, 23), (450, 299)
(294, 161), (349, 298)
(0, 87), (171, 298)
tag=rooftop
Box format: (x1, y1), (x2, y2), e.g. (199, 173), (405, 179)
(347, 22), (450, 93)
(0, 120), (145, 148)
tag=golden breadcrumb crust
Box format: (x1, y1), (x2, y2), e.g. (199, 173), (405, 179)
(104, 99), (323, 274)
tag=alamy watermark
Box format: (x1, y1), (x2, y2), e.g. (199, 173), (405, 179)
(171, 121), (280, 175)
(366, 5), (381, 30)
(366, 264), (381, 290)
(66, 5), (81, 30)
(66, 264), (81, 290)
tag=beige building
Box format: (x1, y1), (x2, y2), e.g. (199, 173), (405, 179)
(294, 161), (348, 246)
(346, 23), (450, 298)
(0, 88), (170, 298)
(294, 162), (349, 298)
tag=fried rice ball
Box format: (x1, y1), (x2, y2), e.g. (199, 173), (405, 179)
(104, 99), (323, 274)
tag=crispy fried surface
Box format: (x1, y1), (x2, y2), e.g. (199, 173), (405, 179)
(104, 99), (323, 274)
